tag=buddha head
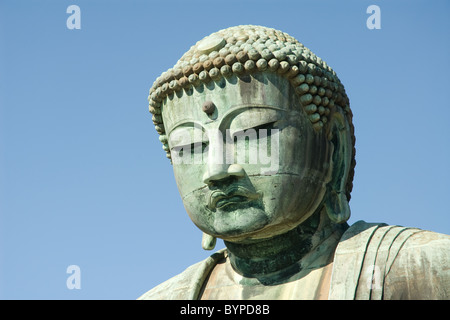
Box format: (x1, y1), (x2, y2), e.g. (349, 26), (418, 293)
(148, 25), (355, 246)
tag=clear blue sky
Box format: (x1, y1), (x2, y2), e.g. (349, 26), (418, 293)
(0, 0), (449, 299)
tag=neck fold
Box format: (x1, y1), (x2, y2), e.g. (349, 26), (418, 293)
(224, 209), (346, 280)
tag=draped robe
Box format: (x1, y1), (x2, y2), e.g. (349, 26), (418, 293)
(138, 221), (449, 300)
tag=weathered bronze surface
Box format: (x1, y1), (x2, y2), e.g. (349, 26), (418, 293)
(140, 25), (449, 300)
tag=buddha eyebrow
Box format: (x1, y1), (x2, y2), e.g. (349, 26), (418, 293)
(218, 104), (285, 127)
(168, 121), (205, 136)
(168, 105), (284, 134)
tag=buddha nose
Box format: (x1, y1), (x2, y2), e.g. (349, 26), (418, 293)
(203, 164), (246, 185)
(202, 129), (246, 185)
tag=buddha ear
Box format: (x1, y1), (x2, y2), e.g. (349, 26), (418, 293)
(202, 232), (217, 250)
(324, 110), (352, 224)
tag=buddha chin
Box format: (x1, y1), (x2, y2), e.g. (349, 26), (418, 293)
(184, 190), (269, 240)
(212, 199), (268, 239)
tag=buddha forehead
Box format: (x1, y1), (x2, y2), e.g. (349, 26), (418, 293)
(162, 73), (295, 134)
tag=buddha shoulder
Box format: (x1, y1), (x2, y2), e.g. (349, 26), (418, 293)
(138, 250), (225, 300)
(330, 220), (450, 300)
(383, 227), (450, 299)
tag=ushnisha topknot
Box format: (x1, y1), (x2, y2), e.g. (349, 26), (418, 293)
(148, 25), (355, 199)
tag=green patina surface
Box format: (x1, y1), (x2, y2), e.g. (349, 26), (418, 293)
(140, 25), (450, 300)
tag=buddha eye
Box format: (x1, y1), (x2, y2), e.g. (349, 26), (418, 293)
(192, 142), (209, 154)
(253, 121), (276, 138)
(171, 145), (184, 158)
(171, 142), (208, 158)
(232, 121), (276, 140)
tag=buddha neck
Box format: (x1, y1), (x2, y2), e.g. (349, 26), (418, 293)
(223, 209), (346, 282)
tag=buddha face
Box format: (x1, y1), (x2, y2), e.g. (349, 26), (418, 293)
(163, 72), (333, 243)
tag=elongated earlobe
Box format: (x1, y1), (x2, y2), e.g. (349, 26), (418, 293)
(202, 233), (216, 250)
(324, 190), (351, 224)
(325, 110), (352, 224)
